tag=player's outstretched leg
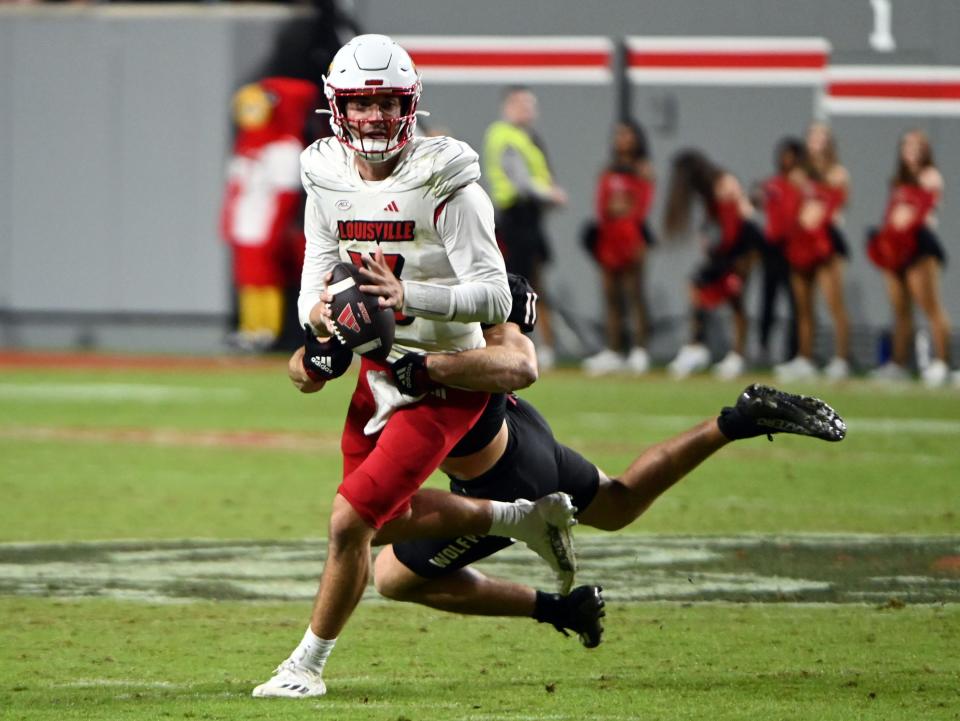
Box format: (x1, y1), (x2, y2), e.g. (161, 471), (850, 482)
(578, 383), (846, 532)
(718, 383), (847, 442)
(534, 585), (606, 648)
(491, 492), (578, 594)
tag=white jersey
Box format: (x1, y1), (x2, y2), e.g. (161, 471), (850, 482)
(298, 135), (510, 356)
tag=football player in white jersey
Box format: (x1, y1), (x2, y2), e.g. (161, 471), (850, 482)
(288, 274), (847, 651)
(252, 34), (578, 699)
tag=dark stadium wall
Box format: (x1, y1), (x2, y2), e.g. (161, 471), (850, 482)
(0, 1), (957, 363)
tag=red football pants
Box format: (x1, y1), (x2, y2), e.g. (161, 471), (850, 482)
(338, 357), (489, 529)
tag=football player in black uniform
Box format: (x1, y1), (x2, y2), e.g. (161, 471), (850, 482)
(290, 274), (846, 649)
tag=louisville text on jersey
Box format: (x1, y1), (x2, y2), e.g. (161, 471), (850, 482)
(337, 220), (416, 242)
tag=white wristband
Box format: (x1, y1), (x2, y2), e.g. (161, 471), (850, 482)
(402, 281), (454, 320)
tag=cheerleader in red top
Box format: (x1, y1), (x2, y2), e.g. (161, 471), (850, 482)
(664, 149), (762, 379)
(756, 137), (804, 364)
(221, 77), (318, 351)
(582, 120), (655, 376)
(807, 121), (853, 261)
(867, 129), (952, 386)
(775, 122), (852, 382)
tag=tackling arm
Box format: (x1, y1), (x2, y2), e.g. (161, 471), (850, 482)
(295, 321), (537, 396)
(425, 323), (538, 393)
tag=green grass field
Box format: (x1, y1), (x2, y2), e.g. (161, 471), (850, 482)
(1, 355), (958, 720)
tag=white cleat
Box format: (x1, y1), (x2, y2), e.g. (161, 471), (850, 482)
(712, 351), (745, 380)
(509, 492), (578, 595)
(774, 355), (819, 382)
(668, 343), (710, 379)
(625, 347), (650, 375)
(822, 356), (850, 382)
(252, 659), (327, 698)
(582, 348), (624, 376)
(922, 359), (949, 388)
(869, 361), (910, 382)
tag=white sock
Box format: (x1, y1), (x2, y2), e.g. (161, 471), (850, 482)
(291, 626), (337, 674)
(488, 499), (532, 537)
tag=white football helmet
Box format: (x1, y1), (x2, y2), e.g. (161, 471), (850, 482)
(323, 34), (422, 162)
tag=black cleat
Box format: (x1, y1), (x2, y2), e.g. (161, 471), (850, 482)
(552, 585), (605, 649)
(719, 383), (846, 442)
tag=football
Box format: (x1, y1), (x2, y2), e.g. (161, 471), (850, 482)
(327, 262), (395, 360)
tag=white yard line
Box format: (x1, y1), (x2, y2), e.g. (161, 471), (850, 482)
(0, 382), (246, 402)
(65, 679), (180, 688)
(0, 426), (338, 452)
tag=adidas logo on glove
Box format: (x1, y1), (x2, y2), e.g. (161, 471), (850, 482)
(396, 365), (413, 388)
(310, 355), (334, 374)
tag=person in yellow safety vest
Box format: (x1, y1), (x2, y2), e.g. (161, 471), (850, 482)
(483, 86), (567, 370)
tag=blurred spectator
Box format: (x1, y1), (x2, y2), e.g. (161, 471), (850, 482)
(483, 86), (567, 370)
(581, 119), (654, 376)
(866, 129), (953, 386)
(806, 121), (852, 263)
(221, 77), (318, 352)
(774, 122), (851, 382)
(663, 149), (762, 380)
(755, 137), (802, 366)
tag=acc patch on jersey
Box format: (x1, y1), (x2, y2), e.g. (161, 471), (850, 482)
(327, 262), (395, 360)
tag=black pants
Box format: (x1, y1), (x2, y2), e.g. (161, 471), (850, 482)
(497, 201), (550, 282)
(392, 396), (600, 579)
(758, 242), (797, 361)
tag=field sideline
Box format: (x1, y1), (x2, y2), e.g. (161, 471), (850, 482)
(1, 352), (958, 720)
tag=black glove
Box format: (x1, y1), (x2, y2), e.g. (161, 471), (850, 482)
(302, 325), (353, 382)
(390, 351), (434, 396)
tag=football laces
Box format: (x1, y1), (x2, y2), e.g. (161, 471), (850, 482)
(325, 302), (348, 345)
